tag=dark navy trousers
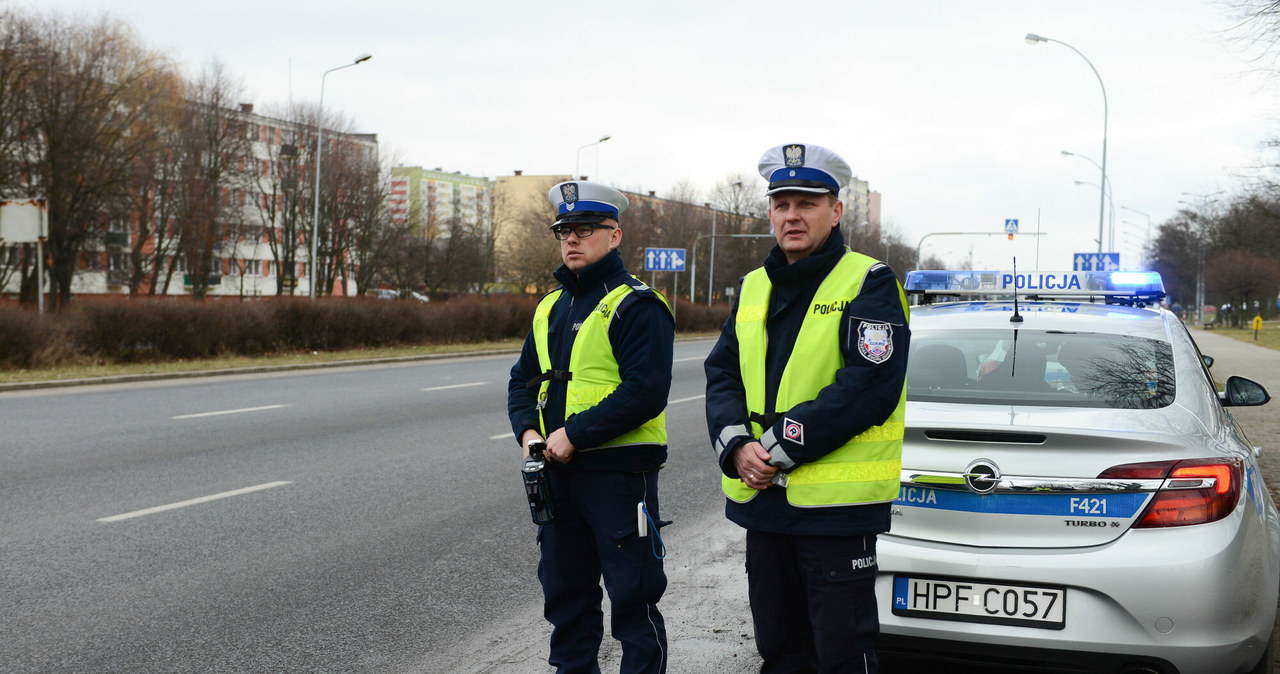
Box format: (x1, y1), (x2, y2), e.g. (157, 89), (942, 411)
(745, 531), (880, 674)
(538, 468), (667, 674)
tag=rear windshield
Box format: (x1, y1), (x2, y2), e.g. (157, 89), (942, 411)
(907, 329), (1174, 409)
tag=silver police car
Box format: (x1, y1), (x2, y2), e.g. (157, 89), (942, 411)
(877, 270), (1280, 674)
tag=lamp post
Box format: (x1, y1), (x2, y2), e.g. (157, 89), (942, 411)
(1179, 191), (1224, 327)
(1073, 180), (1114, 252)
(1120, 206), (1151, 266)
(310, 52), (371, 299)
(1061, 150), (1116, 250)
(575, 135), (611, 180)
(707, 180), (743, 305)
(1028, 33), (1108, 253)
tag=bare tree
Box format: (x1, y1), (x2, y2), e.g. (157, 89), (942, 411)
(0, 10), (35, 295)
(16, 12), (180, 307)
(497, 177), (561, 295)
(253, 105), (312, 296)
(166, 62), (254, 298)
(349, 163), (405, 296)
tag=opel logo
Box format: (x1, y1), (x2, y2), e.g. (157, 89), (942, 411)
(964, 459), (1001, 495)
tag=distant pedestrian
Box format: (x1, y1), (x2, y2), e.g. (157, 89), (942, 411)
(704, 143), (910, 673)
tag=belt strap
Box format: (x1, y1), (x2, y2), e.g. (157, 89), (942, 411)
(749, 411), (779, 430)
(526, 369), (573, 390)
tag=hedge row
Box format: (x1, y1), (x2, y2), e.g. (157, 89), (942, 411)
(0, 295), (730, 369)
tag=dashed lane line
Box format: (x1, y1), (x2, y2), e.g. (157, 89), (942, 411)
(421, 382), (488, 392)
(172, 404), (290, 420)
(97, 481), (292, 523)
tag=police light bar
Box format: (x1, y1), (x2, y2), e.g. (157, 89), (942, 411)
(904, 270), (1165, 298)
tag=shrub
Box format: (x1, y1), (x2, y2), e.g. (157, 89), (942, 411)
(2, 292), (722, 370)
(0, 304), (61, 368)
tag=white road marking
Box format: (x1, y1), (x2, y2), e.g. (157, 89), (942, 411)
(489, 433), (510, 440)
(421, 382), (487, 392)
(673, 356), (705, 363)
(669, 394), (705, 405)
(97, 481), (292, 523)
(172, 404), (290, 420)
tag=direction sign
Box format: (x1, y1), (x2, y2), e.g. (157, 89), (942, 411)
(1073, 252), (1121, 272)
(644, 247), (686, 272)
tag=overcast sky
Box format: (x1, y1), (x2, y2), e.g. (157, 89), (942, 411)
(26, 0), (1280, 270)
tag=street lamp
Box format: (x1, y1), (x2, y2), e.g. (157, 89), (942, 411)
(575, 135), (611, 180)
(1028, 33), (1108, 254)
(310, 52), (372, 299)
(707, 180), (743, 305)
(1073, 180), (1114, 251)
(1179, 191), (1224, 327)
(1120, 205), (1151, 266)
(1061, 150), (1117, 250)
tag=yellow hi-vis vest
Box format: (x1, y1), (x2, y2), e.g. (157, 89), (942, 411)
(723, 248), (908, 506)
(531, 280), (670, 449)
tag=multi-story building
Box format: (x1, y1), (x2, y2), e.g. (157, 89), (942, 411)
(390, 166), (494, 239)
(1, 103), (378, 298)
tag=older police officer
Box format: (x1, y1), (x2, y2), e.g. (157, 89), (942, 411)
(704, 144), (910, 673)
(508, 181), (674, 674)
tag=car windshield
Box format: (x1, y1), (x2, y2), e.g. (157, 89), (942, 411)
(907, 329), (1175, 409)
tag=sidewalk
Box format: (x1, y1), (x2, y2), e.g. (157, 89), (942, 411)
(411, 510), (762, 673)
(1187, 328), (1280, 498)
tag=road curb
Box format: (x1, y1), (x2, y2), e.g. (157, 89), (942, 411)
(0, 349), (523, 393)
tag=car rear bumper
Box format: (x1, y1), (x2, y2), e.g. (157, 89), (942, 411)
(876, 510), (1276, 674)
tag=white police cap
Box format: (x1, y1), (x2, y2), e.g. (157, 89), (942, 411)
(758, 143), (852, 196)
(547, 180), (629, 227)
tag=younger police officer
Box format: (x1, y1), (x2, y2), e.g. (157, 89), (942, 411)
(508, 181), (674, 674)
(704, 144), (910, 673)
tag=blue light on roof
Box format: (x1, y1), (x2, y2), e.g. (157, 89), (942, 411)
(904, 270), (1164, 299)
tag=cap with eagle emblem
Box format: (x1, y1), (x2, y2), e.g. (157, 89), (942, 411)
(757, 143), (853, 196)
(547, 180), (630, 228)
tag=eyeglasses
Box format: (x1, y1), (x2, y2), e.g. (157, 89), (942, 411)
(552, 223), (614, 240)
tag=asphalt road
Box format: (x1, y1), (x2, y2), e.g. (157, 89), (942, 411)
(7, 330), (1280, 674)
(0, 340), (740, 673)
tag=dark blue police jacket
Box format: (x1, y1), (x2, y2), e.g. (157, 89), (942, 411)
(704, 228), (910, 536)
(507, 249), (673, 472)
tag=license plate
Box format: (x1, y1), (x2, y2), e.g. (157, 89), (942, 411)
(892, 575), (1066, 630)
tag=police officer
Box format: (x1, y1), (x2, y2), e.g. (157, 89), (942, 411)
(508, 180), (674, 674)
(704, 144), (910, 673)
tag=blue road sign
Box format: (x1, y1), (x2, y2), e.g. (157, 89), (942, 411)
(644, 247), (686, 272)
(1073, 252), (1121, 271)
(1004, 219), (1019, 234)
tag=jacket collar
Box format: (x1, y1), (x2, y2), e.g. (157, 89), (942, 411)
(553, 249), (626, 296)
(763, 226), (846, 286)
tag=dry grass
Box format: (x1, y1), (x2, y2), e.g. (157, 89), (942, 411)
(0, 340), (525, 384)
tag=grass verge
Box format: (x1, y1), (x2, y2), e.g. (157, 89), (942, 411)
(0, 340), (524, 385)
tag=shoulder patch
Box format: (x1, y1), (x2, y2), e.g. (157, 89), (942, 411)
(856, 320), (893, 363)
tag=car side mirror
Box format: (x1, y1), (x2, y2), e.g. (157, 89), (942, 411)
(1221, 376), (1270, 407)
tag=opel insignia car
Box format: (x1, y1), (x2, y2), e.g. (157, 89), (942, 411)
(877, 270), (1280, 674)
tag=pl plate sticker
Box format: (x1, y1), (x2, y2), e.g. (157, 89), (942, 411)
(783, 417), (804, 445)
(857, 321), (893, 364)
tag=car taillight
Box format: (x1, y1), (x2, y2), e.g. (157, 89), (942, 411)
(1098, 458), (1243, 528)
